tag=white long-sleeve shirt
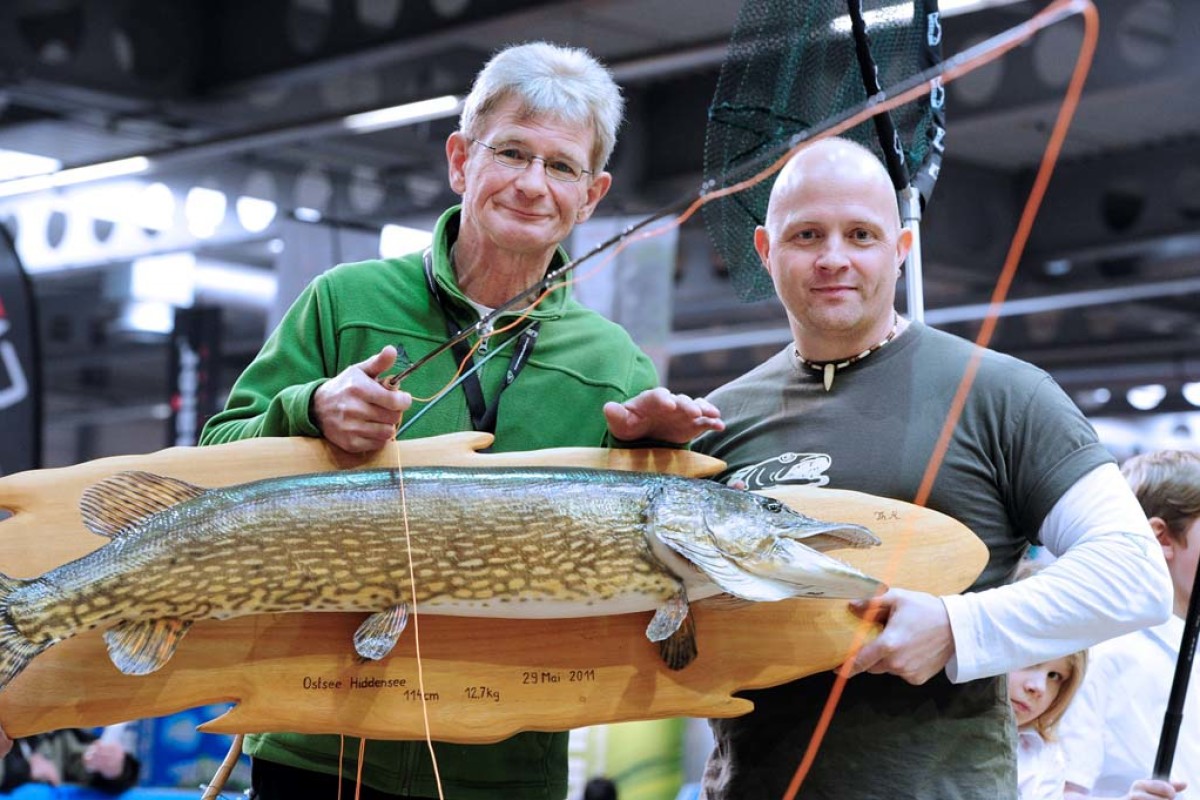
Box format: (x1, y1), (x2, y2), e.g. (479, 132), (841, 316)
(1058, 616), (1198, 797)
(943, 462), (1172, 683)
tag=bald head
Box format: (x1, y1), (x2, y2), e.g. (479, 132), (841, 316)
(752, 136), (912, 360)
(764, 138), (901, 237)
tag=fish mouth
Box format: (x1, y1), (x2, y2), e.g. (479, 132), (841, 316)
(738, 538), (884, 599)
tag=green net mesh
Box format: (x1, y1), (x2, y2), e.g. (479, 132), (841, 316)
(703, 0), (944, 301)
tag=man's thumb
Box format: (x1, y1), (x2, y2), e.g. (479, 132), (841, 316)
(849, 595), (892, 624)
(360, 345), (398, 378)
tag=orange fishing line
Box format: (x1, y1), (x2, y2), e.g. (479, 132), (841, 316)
(781, 2), (1098, 798)
(380, 4), (1096, 798)
(393, 441), (446, 800)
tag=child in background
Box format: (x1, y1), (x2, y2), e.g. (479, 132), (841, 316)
(1012, 650), (1088, 800)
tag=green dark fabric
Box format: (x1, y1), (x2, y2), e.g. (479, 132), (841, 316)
(200, 206), (659, 799)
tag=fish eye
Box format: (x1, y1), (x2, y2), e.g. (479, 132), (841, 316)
(763, 499), (783, 513)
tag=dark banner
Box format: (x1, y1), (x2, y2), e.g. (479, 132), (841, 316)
(168, 305), (222, 447)
(0, 225), (41, 477)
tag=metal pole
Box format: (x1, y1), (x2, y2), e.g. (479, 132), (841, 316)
(899, 186), (925, 322)
(1152, 556), (1200, 780)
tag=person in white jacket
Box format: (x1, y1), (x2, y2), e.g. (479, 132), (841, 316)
(1060, 450), (1199, 800)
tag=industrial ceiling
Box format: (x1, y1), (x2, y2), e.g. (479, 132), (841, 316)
(0, 0), (1197, 465)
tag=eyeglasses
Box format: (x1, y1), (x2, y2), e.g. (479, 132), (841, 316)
(470, 139), (593, 183)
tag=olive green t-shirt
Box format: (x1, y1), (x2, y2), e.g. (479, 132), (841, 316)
(694, 322), (1112, 800)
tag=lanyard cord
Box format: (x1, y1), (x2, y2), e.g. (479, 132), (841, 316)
(422, 249), (541, 435)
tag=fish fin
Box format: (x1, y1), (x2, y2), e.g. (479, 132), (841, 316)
(645, 587), (689, 643)
(0, 572), (47, 690)
(80, 471), (206, 539)
(353, 603), (410, 661)
(654, 607), (697, 671)
(103, 618), (194, 675)
(656, 530), (799, 602)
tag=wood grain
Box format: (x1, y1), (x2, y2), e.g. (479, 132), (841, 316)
(0, 433), (986, 742)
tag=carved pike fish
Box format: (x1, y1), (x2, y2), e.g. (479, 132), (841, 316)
(0, 466), (883, 687)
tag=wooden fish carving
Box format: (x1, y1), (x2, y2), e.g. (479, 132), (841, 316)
(0, 466), (883, 689)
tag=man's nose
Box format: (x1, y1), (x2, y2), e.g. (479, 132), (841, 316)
(513, 159), (550, 192)
(815, 236), (851, 269)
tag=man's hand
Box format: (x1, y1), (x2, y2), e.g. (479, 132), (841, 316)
(1123, 779), (1188, 800)
(844, 588), (955, 685)
(311, 346), (412, 453)
(83, 740), (127, 780)
(603, 388), (723, 444)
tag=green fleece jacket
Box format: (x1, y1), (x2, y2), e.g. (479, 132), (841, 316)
(199, 206), (659, 799)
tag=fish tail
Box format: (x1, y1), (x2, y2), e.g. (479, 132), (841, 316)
(0, 572), (45, 690)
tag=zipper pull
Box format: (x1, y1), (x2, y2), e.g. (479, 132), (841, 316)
(477, 317), (493, 354)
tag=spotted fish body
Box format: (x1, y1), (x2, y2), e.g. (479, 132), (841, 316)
(0, 466), (883, 686)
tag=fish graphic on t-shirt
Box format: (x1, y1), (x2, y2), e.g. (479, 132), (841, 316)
(729, 453), (832, 490)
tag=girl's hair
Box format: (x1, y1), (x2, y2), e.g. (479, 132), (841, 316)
(1121, 449), (1200, 543)
(1032, 648), (1087, 740)
(1011, 556), (1088, 739)
(459, 41), (624, 172)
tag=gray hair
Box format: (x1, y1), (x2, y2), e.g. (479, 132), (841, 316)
(459, 41), (624, 171)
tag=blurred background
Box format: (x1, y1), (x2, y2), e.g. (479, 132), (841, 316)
(0, 0), (1197, 797)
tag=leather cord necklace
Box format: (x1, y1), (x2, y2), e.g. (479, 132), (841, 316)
(795, 313), (900, 392)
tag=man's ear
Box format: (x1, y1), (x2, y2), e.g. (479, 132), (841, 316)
(446, 132), (469, 195)
(753, 225), (771, 274)
(575, 170), (612, 224)
(1150, 516), (1175, 560)
(896, 227), (913, 270)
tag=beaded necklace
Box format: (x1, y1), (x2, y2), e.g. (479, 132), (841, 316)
(795, 313), (900, 391)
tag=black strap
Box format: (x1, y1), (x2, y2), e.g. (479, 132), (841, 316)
(423, 249), (540, 434)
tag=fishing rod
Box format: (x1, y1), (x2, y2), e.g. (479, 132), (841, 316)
(394, 325), (522, 437)
(390, 0), (1085, 392)
(1152, 554), (1200, 780)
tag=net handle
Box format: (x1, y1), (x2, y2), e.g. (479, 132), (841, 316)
(847, 0), (911, 192)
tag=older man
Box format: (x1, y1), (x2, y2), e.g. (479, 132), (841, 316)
(201, 41), (721, 800)
(693, 137), (1171, 799)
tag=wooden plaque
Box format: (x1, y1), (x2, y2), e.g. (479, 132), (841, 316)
(0, 433), (986, 742)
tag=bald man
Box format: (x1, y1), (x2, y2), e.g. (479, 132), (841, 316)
(693, 138), (1172, 799)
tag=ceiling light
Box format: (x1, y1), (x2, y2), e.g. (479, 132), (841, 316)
(185, 186), (227, 238)
(236, 195), (278, 233)
(342, 95), (462, 134)
(1183, 382), (1200, 407)
(137, 182), (178, 231)
(0, 149), (61, 181)
(1126, 384), (1167, 411)
(830, 0), (1024, 33)
(830, 3), (911, 33)
(0, 156), (151, 199)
